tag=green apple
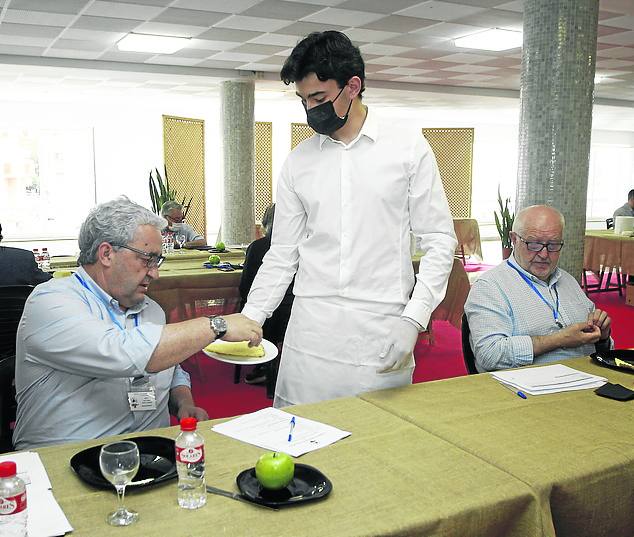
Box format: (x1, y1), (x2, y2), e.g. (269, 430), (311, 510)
(208, 254), (221, 264)
(255, 452), (294, 490)
(215, 241), (225, 251)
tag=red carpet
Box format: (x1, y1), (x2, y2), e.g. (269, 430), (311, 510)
(184, 271), (633, 420)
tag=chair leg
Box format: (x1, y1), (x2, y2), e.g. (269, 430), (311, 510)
(233, 365), (241, 384)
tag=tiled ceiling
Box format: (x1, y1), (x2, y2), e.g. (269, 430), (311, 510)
(0, 0), (632, 103)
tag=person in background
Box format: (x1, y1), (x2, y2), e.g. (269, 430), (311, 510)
(613, 189), (634, 219)
(0, 223), (52, 287)
(239, 204), (294, 385)
(160, 201), (206, 248)
(465, 205), (613, 372)
(13, 196), (262, 449)
(237, 31), (457, 407)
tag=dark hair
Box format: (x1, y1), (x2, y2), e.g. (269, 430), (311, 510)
(280, 31), (365, 97)
(628, 189), (634, 200)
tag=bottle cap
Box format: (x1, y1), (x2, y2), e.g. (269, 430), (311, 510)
(0, 461), (17, 478)
(180, 417), (198, 431)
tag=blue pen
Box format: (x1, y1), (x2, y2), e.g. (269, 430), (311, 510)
(287, 416), (296, 442)
(500, 382), (527, 399)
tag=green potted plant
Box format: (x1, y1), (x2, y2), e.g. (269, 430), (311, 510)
(494, 186), (515, 260)
(148, 166), (192, 217)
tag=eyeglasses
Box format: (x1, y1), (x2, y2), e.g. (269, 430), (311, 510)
(517, 236), (564, 253)
(166, 214), (184, 223)
(115, 244), (165, 268)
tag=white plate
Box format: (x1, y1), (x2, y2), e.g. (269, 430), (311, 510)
(202, 338), (278, 365)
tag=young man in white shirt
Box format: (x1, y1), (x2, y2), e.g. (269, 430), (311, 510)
(238, 31), (457, 407)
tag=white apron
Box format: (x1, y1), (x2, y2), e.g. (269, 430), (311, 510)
(273, 296), (414, 407)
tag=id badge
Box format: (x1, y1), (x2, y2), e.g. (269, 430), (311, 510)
(127, 376), (157, 412)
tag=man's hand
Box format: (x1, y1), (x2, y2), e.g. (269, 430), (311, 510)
(558, 321), (602, 348)
(176, 404), (209, 422)
(587, 309), (611, 341)
(224, 313), (263, 347)
(377, 318), (419, 374)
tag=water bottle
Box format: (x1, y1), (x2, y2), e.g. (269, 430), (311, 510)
(175, 417), (206, 509)
(32, 248), (41, 270)
(0, 461), (27, 537)
(41, 247), (51, 271)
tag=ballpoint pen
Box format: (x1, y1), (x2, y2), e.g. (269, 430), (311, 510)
(288, 416), (296, 442)
(500, 382), (527, 399)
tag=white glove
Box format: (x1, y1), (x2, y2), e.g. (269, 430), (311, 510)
(377, 318), (419, 374)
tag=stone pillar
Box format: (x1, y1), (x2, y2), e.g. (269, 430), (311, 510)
(221, 79), (255, 246)
(516, 0), (599, 278)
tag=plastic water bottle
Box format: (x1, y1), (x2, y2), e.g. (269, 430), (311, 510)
(175, 417), (207, 509)
(0, 461), (27, 537)
(41, 248), (51, 271)
(32, 248), (41, 270)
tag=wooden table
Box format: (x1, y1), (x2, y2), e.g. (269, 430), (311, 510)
(583, 230), (634, 293)
(34, 397), (542, 537)
(361, 356), (634, 537)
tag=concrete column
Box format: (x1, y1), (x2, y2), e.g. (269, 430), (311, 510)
(516, 0), (599, 278)
(221, 79), (255, 246)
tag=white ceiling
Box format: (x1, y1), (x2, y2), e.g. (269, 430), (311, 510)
(0, 0), (633, 125)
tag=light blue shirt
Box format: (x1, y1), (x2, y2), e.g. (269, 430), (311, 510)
(13, 267), (190, 449)
(464, 255), (611, 372)
(171, 222), (203, 243)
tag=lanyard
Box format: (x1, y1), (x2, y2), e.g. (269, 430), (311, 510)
(74, 273), (139, 330)
(506, 261), (562, 328)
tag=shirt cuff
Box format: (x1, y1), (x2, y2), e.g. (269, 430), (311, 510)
(240, 304), (267, 326)
(510, 335), (534, 366)
(401, 316), (424, 333)
(170, 365), (191, 389)
(401, 300), (431, 332)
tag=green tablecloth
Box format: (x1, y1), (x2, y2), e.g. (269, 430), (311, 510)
(360, 356), (634, 537)
(35, 398), (541, 537)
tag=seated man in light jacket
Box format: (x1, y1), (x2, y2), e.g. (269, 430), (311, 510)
(465, 205), (612, 372)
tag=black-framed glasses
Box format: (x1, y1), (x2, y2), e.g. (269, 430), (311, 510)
(115, 244), (165, 268)
(517, 235), (564, 253)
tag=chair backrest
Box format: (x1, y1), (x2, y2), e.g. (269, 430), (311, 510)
(0, 285), (33, 453)
(461, 313), (479, 375)
(606, 218), (614, 230)
(0, 285), (34, 359)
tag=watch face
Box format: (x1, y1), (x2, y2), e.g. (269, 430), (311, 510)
(212, 316), (227, 336)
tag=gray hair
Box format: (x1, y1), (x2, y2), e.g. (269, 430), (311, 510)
(262, 203), (275, 236)
(512, 205), (565, 235)
(78, 196), (166, 265)
(160, 200), (183, 216)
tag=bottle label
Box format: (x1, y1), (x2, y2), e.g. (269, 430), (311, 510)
(0, 492), (27, 515)
(176, 445), (204, 464)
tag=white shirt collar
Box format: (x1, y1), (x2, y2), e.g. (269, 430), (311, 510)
(318, 106), (377, 150)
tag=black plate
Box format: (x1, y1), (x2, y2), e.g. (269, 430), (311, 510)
(70, 436), (177, 491)
(591, 350), (634, 373)
(236, 463), (332, 508)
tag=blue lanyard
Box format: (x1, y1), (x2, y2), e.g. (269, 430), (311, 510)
(74, 273), (139, 330)
(506, 261), (562, 327)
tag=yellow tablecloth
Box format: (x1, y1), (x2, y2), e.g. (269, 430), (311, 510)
(33, 398), (542, 537)
(584, 230), (634, 274)
(361, 356), (634, 537)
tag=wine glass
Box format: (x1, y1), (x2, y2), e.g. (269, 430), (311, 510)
(176, 233), (186, 252)
(99, 441), (140, 526)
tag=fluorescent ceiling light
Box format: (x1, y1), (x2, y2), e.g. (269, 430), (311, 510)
(117, 34), (190, 54)
(455, 28), (523, 51)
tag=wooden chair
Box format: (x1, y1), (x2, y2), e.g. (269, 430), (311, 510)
(0, 285), (34, 453)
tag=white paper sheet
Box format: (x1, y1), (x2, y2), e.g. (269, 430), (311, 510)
(0, 452), (73, 536)
(491, 364), (607, 395)
(211, 407), (351, 457)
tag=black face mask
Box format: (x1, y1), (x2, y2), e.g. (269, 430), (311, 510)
(305, 86), (353, 135)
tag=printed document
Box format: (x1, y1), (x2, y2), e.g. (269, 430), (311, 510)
(491, 364), (607, 395)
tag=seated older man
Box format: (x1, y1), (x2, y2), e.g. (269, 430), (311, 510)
(465, 205), (612, 372)
(13, 197), (262, 449)
(160, 201), (205, 248)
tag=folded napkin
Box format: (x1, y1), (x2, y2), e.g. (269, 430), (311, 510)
(205, 341), (265, 357)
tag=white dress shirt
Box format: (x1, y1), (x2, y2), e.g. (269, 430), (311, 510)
(242, 109), (457, 330)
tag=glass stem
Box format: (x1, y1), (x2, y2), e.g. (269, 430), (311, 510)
(115, 485), (126, 511)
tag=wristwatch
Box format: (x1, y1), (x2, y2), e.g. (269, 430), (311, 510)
(208, 316), (227, 339)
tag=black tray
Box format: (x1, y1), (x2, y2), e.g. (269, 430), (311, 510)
(591, 350), (634, 373)
(236, 463), (332, 508)
(70, 436), (177, 490)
